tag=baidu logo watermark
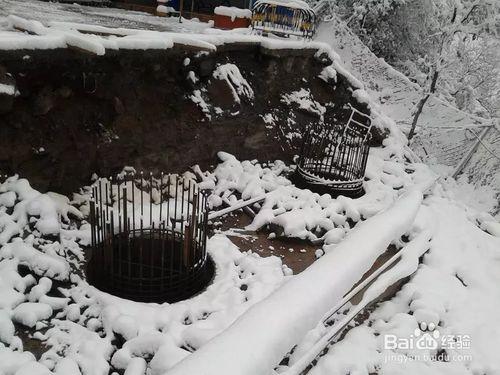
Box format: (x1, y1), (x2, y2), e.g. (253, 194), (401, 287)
(383, 322), (472, 363)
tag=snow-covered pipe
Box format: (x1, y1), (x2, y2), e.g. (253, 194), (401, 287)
(207, 194), (267, 221)
(166, 189), (423, 375)
(284, 229), (432, 375)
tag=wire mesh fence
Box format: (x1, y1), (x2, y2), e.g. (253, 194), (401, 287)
(411, 124), (500, 193)
(87, 172), (213, 303)
(412, 127), (480, 169)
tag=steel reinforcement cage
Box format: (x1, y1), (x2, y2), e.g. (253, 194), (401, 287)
(295, 106), (373, 197)
(251, 0), (316, 39)
(87, 173), (212, 303)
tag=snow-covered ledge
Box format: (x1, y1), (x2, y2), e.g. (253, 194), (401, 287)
(214, 6), (252, 21)
(3, 15), (334, 57)
(166, 189), (423, 375)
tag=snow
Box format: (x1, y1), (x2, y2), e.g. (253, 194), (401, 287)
(331, 60), (363, 89)
(156, 5), (174, 15)
(43, 319), (113, 375)
(0, 13), (339, 60)
(53, 358), (81, 375)
(0, 83), (19, 96)
(0, 74), (442, 373)
(13, 361), (53, 375)
(231, 149), (435, 242)
(318, 65), (337, 83)
(281, 88), (326, 121)
(187, 70), (198, 83)
(483, 221), (500, 237)
(0, 271), (26, 310)
(308, 198), (500, 375)
(15, 223), (286, 375)
(286, 229), (432, 374)
(0, 133), (497, 375)
(0, 3), (499, 374)
(124, 357), (147, 375)
(212, 63), (254, 104)
(0, 310), (15, 344)
(214, 6), (252, 21)
(4, 15), (174, 54)
(39, 295), (70, 311)
(12, 302), (53, 328)
(0, 240), (69, 280)
(440, 175), (498, 214)
(190, 89), (211, 120)
(0, 347), (36, 375)
(0, 176), (82, 245)
(167, 190), (423, 375)
(352, 88), (371, 105)
(0, 191), (16, 207)
(0, 31), (66, 50)
(0, 0), (210, 34)
(314, 16), (500, 204)
(209, 151), (291, 202)
(194, 145), (498, 374)
(28, 277), (52, 302)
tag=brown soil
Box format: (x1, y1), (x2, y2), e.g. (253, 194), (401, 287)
(14, 325), (50, 360)
(0, 43), (375, 195)
(214, 210), (402, 279)
(215, 208), (413, 375)
(215, 210), (319, 274)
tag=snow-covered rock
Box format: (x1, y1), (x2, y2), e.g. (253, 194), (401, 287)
(12, 302), (52, 327)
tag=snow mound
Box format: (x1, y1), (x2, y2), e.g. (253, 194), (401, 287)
(13, 302), (53, 328)
(214, 6), (252, 21)
(212, 63), (254, 104)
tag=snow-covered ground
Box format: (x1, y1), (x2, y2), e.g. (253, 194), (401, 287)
(309, 195), (500, 375)
(0, 173), (292, 375)
(0, 2), (499, 375)
(1, 124), (498, 375)
(0, 0), (211, 33)
(315, 17), (500, 212)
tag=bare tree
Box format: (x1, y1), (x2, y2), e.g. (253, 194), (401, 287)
(335, 0), (500, 139)
(406, 0), (499, 140)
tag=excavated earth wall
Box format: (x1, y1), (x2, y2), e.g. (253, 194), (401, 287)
(0, 43), (371, 193)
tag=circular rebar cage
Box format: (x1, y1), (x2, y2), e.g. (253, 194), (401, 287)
(87, 173), (213, 303)
(295, 107), (372, 197)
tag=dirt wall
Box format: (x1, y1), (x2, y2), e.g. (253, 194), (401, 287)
(0, 44), (369, 193)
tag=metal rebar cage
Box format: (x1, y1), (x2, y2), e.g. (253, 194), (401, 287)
(87, 173), (213, 303)
(295, 106), (373, 197)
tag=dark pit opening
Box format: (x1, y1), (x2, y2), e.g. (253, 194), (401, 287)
(86, 230), (215, 303)
(85, 174), (214, 303)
